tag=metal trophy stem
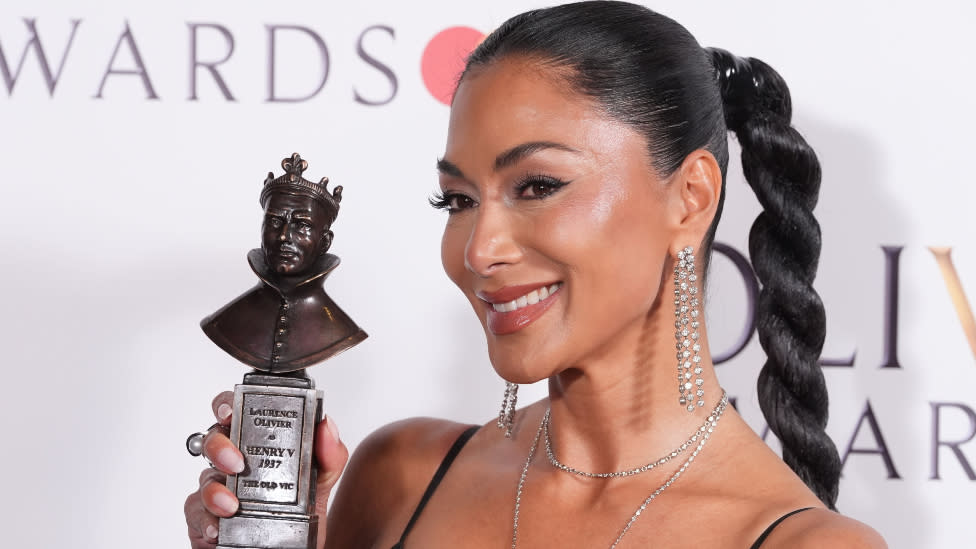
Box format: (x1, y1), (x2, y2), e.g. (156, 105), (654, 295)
(218, 373), (322, 549)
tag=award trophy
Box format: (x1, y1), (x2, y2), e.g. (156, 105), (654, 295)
(200, 153), (367, 548)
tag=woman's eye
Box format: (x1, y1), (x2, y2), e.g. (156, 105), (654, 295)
(430, 192), (477, 213)
(523, 181), (556, 198)
(451, 195), (476, 210)
(518, 176), (568, 199)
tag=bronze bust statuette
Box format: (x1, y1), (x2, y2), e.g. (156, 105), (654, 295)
(199, 153), (367, 549)
(202, 153), (366, 371)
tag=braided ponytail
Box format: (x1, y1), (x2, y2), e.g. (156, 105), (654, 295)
(707, 48), (842, 509)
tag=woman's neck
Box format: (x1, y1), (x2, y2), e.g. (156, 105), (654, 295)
(543, 315), (722, 475)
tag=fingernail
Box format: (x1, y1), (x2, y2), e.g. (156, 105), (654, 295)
(217, 404), (232, 421)
(325, 416), (340, 443)
(213, 490), (239, 515)
(206, 525), (218, 540)
(218, 447), (245, 473)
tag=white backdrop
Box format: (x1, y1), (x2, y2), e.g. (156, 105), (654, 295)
(1, 1), (974, 547)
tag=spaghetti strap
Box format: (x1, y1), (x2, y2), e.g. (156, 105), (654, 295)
(750, 507), (815, 548)
(391, 425), (480, 549)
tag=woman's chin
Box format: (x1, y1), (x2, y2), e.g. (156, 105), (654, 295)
(488, 350), (557, 385)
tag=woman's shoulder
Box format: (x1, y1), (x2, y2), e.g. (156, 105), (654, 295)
(338, 415), (478, 499)
(350, 417), (479, 490)
(325, 417), (479, 546)
(701, 416), (887, 548)
(757, 508), (887, 549)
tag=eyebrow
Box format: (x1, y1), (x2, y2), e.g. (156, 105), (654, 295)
(265, 209), (313, 218)
(436, 158), (464, 178)
(495, 141), (580, 171)
(437, 141), (581, 179)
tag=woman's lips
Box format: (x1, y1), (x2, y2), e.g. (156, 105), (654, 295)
(479, 282), (563, 335)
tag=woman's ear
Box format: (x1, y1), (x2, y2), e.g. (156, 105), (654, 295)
(670, 149), (722, 253)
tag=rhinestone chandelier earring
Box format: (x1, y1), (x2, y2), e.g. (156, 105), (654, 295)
(674, 246), (704, 412)
(498, 381), (518, 437)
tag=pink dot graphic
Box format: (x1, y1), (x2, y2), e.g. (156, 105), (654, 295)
(421, 26), (485, 106)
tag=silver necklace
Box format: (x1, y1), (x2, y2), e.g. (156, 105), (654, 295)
(544, 395), (727, 478)
(511, 391), (728, 549)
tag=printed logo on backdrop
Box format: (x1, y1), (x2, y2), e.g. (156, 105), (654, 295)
(420, 26), (483, 105)
(0, 18), (482, 105)
(714, 244), (976, 483)
(4, 17), (976, 483)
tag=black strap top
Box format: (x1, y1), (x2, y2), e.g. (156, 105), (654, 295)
(392, 427), (814, 548)
(392, 425), (479, 549)
(749, 507), (815, 548)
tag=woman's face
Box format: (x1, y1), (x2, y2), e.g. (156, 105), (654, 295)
(438, 58), (680, 382)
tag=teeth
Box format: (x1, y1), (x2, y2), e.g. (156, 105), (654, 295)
(493, 300), (517, 313)
(491, 283), (561, 313)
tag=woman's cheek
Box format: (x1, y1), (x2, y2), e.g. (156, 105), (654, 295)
(440, 216), (469, 284)
(540, 183), (628, 257)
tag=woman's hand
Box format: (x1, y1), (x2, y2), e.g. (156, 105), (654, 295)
(184, 391), (350, 549)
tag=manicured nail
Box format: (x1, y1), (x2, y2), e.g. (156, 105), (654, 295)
(325, 416), (340, 443)
(206, 525), (218, 540)
(218, 447), (245, 473)
(217, 403), (232, 421)
(213, 490), (239, 515)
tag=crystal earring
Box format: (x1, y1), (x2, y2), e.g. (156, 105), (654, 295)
(497, 381), (518, 437)
(674, 246), (704, 412)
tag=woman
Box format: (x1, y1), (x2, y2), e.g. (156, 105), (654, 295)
(185, 2), (886, 547)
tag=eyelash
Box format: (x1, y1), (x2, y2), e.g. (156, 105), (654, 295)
(428, 192), (472, 213)
(430, 174), (570, 214)
(515, 173), (569, 199)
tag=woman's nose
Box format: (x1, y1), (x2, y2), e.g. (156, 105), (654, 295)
(464, 204), (523, 276)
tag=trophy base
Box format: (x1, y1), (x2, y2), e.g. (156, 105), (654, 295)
(219, 372), (323, 549)
(217, 513), (318, 549)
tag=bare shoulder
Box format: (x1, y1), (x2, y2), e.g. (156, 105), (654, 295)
(761, 508), (887, 549)
(326, 417), (475, 547)
(704, 416), (886, 549)
(352, 416), (476, 473)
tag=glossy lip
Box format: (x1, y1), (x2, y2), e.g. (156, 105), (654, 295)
(479, 282), (562, 335)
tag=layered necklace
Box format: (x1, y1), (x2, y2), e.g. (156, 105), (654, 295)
(511, 391), (729, 549)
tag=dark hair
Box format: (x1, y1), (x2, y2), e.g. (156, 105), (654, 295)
(462, 0), (841, 509)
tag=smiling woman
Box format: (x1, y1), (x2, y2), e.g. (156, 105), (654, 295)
(185, 2), (886, 548)
(437, 62), (682, 392)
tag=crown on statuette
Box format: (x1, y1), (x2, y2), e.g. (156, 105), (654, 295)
(259, 153), (343, 213)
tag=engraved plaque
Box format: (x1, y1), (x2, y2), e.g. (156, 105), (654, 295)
(219, 375), (323, 549)
(238, 393), (305, 504)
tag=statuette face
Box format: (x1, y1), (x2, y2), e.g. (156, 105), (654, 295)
(261, 192), (334, 276)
